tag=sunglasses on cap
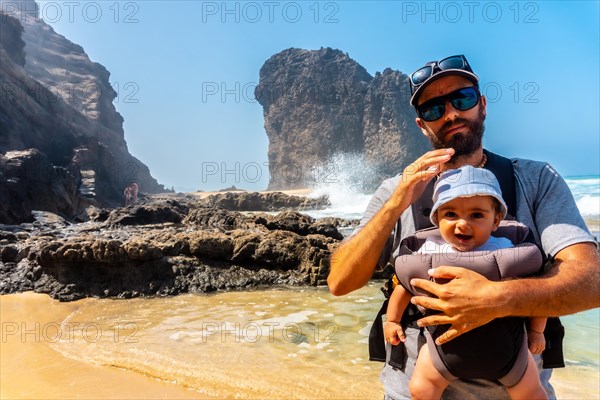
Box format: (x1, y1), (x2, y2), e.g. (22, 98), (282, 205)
(416, 86), (481, 122)
(410, 55), (474, 91)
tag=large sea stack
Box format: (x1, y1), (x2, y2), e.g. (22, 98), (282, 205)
(255, 48), (431, 191)
(0, 1), (165, 224)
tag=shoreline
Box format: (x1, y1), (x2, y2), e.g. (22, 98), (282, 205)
(1, 292), (598, 399)
(0, 292), (210, 399)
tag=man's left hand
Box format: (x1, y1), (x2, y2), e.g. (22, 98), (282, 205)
(410, 266), (505, 345)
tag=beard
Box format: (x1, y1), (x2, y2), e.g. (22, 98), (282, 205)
(425, 106), (485, 161)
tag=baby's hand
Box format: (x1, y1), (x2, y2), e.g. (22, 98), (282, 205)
(384, 321), (405, 346)
(527, 330), (546, 354)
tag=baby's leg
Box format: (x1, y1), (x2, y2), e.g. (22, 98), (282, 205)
(506, 350), (548, 400)
(409, 343), (450, 400)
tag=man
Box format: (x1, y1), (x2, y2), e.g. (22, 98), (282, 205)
(327, 55), (599, 399)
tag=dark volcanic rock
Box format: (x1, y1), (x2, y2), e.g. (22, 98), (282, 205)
(0, 193), (353, 301)
(184, 207), (253, 230)
(0, 149), (81, 223)
(0, 5), (165, 224)
(255, 210), (343, 240)
(255, 48), (431, 191)
(0, 9), (26, 66)
(104, 200), (189, 226)
(256, 48), (370, 190)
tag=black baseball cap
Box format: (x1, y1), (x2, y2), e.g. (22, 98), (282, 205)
(409, 55), (479, 106)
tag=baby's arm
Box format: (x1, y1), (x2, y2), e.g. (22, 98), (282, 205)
(384, 284), (412, 345)
(527, 317), (547, 354)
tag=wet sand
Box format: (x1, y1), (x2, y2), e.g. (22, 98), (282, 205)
(0, 293), (209, 399)
(1, 292), (597, 399)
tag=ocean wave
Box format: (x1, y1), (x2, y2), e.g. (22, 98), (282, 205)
(306, 175), (600, 225)
(565, 176), (600, 201)
(565, 176), (600, 186)
(576, 195), (600, 219)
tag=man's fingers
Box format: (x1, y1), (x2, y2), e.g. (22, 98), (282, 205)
(410, 267), (472, 296)
(415, 148), (455, 164)
(410, 267), (501, 345)
(411, 293), (443, 313)
(410, 278), (439, 296)
(434, 327), (461, 345)
(414, 312), (451, 328)
(408, 153), (454, 175)
(427, 266), (466, 280)
(434, 323), (479, 345)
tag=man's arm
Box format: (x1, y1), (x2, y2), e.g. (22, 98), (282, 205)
(327, 149), (454, 296)
(327, 195), (404, 296)
(411, 242), (600, 345)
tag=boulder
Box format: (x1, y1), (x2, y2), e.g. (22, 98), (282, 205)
(255, 47), (431, 191)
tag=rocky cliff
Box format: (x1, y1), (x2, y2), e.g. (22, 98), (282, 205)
(0, 2), (165, 224)
(255, 48), (431, 191)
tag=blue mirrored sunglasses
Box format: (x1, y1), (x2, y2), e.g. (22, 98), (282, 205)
(416, 86), (480, 122)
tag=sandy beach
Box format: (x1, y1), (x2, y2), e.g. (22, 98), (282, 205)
(0, 293), (210, 400)
(0, 291), (386, 399)
(1, 291), (598, 399)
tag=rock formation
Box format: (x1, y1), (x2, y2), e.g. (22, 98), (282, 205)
(195, 191), (330, 211)
(255, 48), (431, 191)
(0, 193), (374, 301)
(0, 3), (165, 224)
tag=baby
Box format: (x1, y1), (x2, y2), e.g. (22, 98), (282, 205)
(385, 166), (548, 400)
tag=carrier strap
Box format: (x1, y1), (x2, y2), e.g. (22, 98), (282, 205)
(369, 298), (388, 362)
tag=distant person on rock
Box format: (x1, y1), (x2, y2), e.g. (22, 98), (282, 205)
(130, 183), (139, 203)
(124, 185), (132, 206)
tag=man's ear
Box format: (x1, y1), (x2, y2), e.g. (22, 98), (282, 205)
(480, 95), (487, 119)
(416, 117), (428, 136)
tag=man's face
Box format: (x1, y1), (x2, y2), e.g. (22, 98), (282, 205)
(416, 76), (487, 159)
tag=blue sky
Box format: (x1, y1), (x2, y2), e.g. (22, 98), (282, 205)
(30, 1), (600, 191)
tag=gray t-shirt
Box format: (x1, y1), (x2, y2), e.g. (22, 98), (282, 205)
(351, 157), (595, 400)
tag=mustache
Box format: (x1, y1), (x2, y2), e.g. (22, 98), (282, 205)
(439, 117), (471, 135)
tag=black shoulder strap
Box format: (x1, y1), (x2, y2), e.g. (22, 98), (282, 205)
(483, 149), (516, 220)
(411, 149), (517, 229)
(411, 179), (436, 231)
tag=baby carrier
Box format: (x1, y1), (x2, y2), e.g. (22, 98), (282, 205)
(368, 151), (565, 373)
(396, 221), (540, 385)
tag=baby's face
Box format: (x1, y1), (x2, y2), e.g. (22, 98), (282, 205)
(436, 195), (502, 252)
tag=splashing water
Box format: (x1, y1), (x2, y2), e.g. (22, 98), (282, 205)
(304, 153), (385, 220)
